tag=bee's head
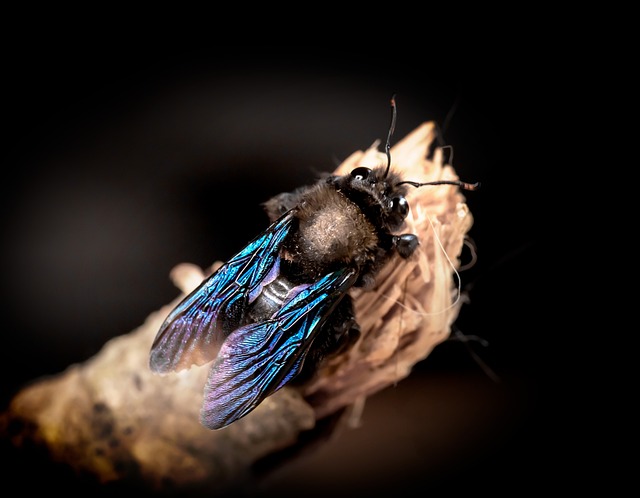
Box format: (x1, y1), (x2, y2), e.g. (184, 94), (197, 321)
(328, 94), (480, 233)
(330, 163), (480, 233)
(357, 165), (413, 230)
(328, 165), (411, 232)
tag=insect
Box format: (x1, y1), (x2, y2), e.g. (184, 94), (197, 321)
(149, 96), (479, 430)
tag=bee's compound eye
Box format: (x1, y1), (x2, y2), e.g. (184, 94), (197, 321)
(391, 196), (409, 216)
(350, 167), (372, 181)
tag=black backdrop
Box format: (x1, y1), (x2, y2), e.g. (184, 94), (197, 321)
(2, 48), (553, 495)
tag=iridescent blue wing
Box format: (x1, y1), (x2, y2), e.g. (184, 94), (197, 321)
(200, 266), (358, 430)
(149, 212), (295, 373)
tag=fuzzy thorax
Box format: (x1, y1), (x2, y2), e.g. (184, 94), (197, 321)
(289, 183), (379, 268)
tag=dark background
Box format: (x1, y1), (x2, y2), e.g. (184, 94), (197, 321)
(1, 47), (557, 494)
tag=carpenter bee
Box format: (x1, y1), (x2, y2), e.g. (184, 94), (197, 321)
(149, 97), (479, 430)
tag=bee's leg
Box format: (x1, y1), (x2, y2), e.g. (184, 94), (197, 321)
(290, 295), (360, 384)
(262, 187), (308, 221)
(393, 233), (419, 258)
(322, 294), (361, 358)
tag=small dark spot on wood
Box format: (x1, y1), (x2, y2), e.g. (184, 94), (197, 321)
(96, 421), (114, 439)
(132, 373), (143, 390)
(93, 402), (108, 413)
(91, 402), (115, 439)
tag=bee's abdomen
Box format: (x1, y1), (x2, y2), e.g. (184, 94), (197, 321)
(247, 276), (296, 322)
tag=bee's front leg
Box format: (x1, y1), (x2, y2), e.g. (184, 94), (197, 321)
(393, 234), (419, 258)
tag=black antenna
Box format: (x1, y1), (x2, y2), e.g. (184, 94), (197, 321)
(385, 94), (480, 192)
(384, 94), (397, 178)
(397, 179), (481, 191)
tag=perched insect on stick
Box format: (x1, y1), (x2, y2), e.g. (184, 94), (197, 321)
(149, 96), (479, 430)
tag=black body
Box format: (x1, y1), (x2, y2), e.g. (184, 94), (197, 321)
(148, 99), (478, 429)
